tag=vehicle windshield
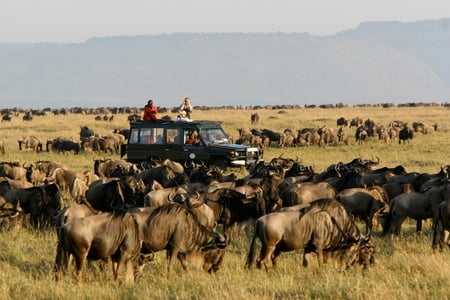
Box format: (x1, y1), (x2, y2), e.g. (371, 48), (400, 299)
(199, 128), (230, 145)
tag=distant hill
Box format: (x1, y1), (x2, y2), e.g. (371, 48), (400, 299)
(1, 18), (450, 108)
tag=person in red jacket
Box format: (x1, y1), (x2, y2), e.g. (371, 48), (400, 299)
(142, 99), (158, 122)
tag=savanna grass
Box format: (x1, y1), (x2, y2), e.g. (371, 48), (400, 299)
(0, 105), (449, 299)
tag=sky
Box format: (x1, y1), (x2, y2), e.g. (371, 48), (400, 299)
(1, 0), (450, 43)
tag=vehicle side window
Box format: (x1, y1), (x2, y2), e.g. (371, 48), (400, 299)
(154, 128), (164, 144)
(140, 128), (154, 144)
(167, 129), (180, 144)
(185, 130), (200, 145)
(129, 129), (139, 144)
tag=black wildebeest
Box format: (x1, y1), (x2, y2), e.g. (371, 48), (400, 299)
(55, 211), (145, 284)
(138, 203), (227, 273)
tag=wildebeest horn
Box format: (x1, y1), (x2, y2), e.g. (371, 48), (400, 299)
(140, 252), (155, 264)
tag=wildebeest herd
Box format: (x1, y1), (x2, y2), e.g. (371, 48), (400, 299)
(1, 153), (450, 284)
(236, 116), (435, 148)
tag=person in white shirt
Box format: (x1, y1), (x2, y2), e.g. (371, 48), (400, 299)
(179, 97), (193, 119)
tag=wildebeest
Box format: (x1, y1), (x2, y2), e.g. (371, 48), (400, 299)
(337, 186), (389, 234)
(0, 162), (27, 181)
(18, 135), (43, 152)
(138, 203), (227, 273)
(205, 185), (266, 244)
(245, 204), (364, 270)
(337, 117), (348, 127)
(337, 127), (349, 145)
(80, 126), (95, 141)
(86, 176), (145, 212)
(47, 137), (81, 154)
(280, 181), (337, 207)
(1, 114), (11, 122)
(382, 184), (450, 236)
(55, 211), (144, 284)
(44, 167), (84, 192)
(54, 203), (99, 228)
(398, 125), (414, 144)
(296, 128), (320, 147)
(94, 158), (139, 179)
(318, 126), (338, 147)
(432, 199), (450, 252)
(250, 113), (260, 124)
(3, 183), (61, 228)
(0, 182), (24, 231)
(355, 126), (368, 145)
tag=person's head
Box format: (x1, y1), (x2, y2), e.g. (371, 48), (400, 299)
(147, 99), (153, 106)
(184, 97), (190, 104)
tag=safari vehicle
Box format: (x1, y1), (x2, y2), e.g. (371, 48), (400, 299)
(122, 120), (262, 168)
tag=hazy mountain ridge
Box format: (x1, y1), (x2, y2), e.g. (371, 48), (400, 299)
(1, 19), (449, 108)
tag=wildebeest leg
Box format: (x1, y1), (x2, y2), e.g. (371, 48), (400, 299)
(390, 215), (406, 236)
(177, 252), (189, 271)
(224, 225), (232, 245)
(416, 220), (423, 234)
(54, 243), (69, 280)
(73, 252), (88, 281)
(167, 248), (180, 273)
(271, 247), (282, 267)
(316, 248), (324, 267)
(258, 244), (275, 271)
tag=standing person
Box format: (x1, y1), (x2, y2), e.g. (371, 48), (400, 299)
(142, 99), (158, 122)
(180, 97), (193, 119)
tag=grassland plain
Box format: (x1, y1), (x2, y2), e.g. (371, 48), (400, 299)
(0, 105), (450, 299)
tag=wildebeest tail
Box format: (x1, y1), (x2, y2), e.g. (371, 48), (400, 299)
(381, 209), (393, 236)
(244, 221), (260, 269)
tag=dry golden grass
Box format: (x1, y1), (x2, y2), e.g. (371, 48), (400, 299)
(1, 106), (450, 299)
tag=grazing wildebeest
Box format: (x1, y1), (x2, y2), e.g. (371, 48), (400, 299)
(432, 199), (450, 252)
(245, 207), (364, 271)
(86, 176), (145, 212)
(139, 203), (227, 273)
(55, 211), (144, 284)
(47, 137), (81, 154)
(337, 186), (389, 234)
(3, 183), (61, 228)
